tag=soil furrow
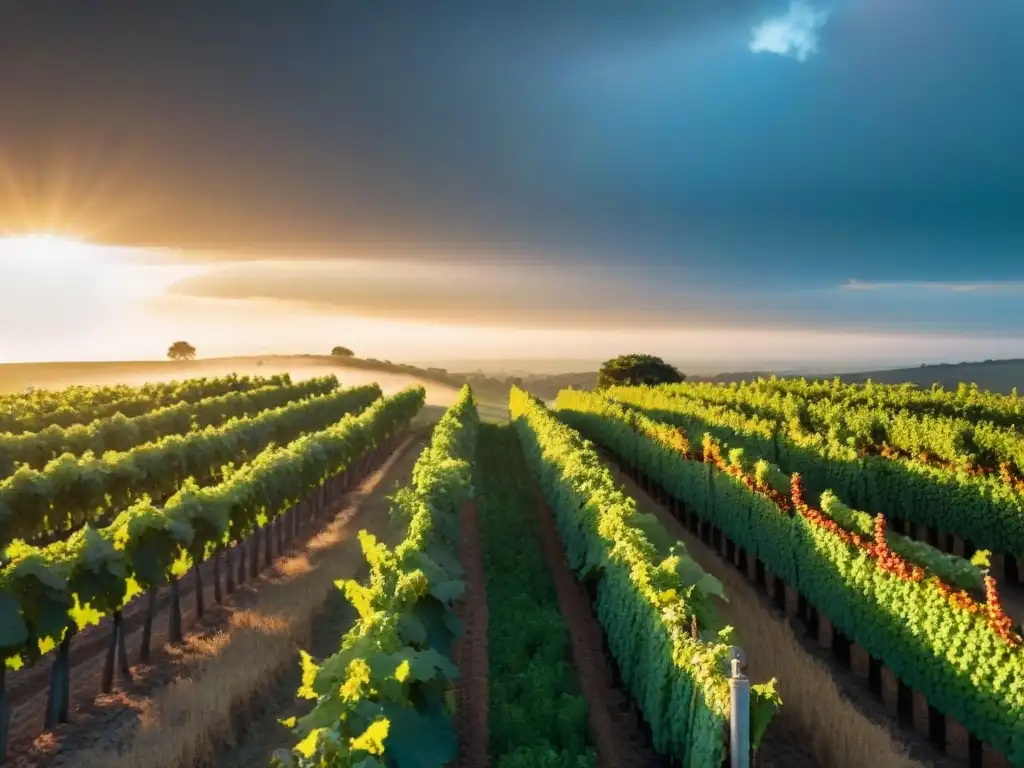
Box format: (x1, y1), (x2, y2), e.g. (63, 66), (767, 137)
(453, 500), (489, 768)
(531, 488), (665, 768)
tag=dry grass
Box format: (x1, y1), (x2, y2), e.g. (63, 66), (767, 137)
(63, 437), (423, 768)
(705, 549), (922, 768)
(607, 463), (925, 768)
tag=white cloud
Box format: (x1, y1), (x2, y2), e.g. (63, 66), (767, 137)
(749, 2), (831, 62)
(842, 279), (1024, 293)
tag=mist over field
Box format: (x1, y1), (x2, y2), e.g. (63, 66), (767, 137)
(0, 355), (464, 405)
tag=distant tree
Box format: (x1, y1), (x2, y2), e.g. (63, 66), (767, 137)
(167, 341), (197, 361)
(596, 354), (684, 390)
(331, 346), (354, 357)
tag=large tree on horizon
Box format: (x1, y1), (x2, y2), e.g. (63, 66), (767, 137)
(167, 340), (197, 361)
(596, 354), (684, 390)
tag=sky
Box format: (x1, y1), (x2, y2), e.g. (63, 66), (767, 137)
(0, 0), (1022, 372)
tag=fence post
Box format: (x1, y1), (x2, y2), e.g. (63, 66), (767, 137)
(729, 653), (751, 768)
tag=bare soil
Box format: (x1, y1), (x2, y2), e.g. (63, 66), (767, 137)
(453, 500), (489, 768)
(531, 488), (666, 768)
(211, 433), (430, 768)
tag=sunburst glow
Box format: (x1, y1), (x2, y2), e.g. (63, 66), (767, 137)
(0, 233), (96, 267)
(0, 233), (158, 310)
(0, 233), (193, 298)
(0, 233), (211, 363)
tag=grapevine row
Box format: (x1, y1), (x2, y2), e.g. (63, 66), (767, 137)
(0, 374), (272, 413)
(277, 385), (477, 768)
(0, 376), (339, 478)
(608, 384), (1024, 562)
(0, 386), (424, 736)
(657, 381), (1024, 478)
(673, 376), (1024, 428)
(511, 387), (780, 767)
(0, 384), (382, 549)
(556, 388), (1024, 764)
(0, 373), (290, 434)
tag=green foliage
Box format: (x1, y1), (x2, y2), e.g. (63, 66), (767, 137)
(0, 376), (338, 477)
(557, 386), (1024, 761)
(595, 354), (684, 391)
(819, 490), (984, 592)
(477, 424), (596, 766)
(511, 387), (749, 767)
(622, 380), (1024, 556)
(278, 385), (477, 768)
(0, 383), (380, 548)
(0, 387), (424, 668)
(0, 373), (291, 440)
(332, 346), (355, 357)
(749, 680), (782, 746)
(667, 375), (1024, 431)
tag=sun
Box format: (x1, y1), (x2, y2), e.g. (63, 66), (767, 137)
(0, 232), (178, 316)
(0, 233), (212, 363)
(0, 233), (100, 269)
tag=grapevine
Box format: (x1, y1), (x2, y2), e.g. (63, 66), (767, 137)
(554, 386), (1024, 756)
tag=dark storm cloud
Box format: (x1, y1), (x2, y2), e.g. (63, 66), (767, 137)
(1, 0), (1023, 334)
(0, 0), (771, 248)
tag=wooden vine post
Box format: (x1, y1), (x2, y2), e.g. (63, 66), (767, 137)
(140, 588), (158, 662)
(225, 544), (236, 594)
(194, 562), (205, 618)
(101, 609), (132, 693)
(1, 666), (9, 762)
(263, 521), (273, 567)
(44, 625), (74, 728)
(237, 540), (248, 585)
(249, 532), (260, 580)
(169, 577), (182, 643)
(213, 547), (223, 604)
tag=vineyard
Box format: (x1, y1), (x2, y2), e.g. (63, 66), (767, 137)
(1, 371), (1022, 767)
(558, 378), (1024, 767)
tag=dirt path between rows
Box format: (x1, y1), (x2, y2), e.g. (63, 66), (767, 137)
(601, 452), (945, 768)
(453, 500), (489, 768)
(5, 433), (417, 768)
(531, 489), (665, 768)
(212, 433), (429, 768)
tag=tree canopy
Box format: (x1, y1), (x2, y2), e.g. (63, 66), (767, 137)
(596, 354), (684, 390)
(167, 341), (197, 361)
(331, 346), (354, 357)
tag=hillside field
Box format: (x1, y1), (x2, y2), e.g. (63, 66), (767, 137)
(0, 355), (509, 422)
(693, 358), (1024, 395)
(1, 364), (1023, 767)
